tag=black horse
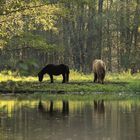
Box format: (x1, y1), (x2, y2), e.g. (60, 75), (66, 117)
(38, 64), (69, 83)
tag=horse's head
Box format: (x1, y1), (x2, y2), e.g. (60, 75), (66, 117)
(38, 72), (43, 82)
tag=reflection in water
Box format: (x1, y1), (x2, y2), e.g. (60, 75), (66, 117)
(50, 100), (53, 113)
(62, 100), (69, 115)
(0, 99), (140, 140)
(94, 100), (105, 114)
(38, 100), (69, 116)
(38, 100), (46, 113)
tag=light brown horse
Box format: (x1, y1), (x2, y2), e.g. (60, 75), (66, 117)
(92, 59), (106, 84)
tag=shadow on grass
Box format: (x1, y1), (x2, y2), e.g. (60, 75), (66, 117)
(104, 81), (128, 86)
(0, 80), (129, 87)
(69, 81), (128, 86)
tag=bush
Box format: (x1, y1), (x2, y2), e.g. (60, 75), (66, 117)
(16, 59), (39, 76)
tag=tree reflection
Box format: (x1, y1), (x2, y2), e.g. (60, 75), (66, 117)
(1, 99), (140, 140)
(94, 100), (105, 114)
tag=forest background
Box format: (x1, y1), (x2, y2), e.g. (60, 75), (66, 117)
(0, 0), (140, 76)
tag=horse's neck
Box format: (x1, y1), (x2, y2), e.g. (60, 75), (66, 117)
(42, 68), (48, 75)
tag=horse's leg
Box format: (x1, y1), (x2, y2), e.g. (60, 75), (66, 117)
(65, 72), (68, 83)
(101, 73), (105, 84)
(66, 72), (69, 82)
(49, 75), (53, 83)
(62, 74), (65, 83)
(94, 73), (97, 83)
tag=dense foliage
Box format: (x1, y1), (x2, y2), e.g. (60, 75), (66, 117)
(0, 0), (140, 75)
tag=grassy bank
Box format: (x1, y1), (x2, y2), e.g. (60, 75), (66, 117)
(0, 70), (140, 95)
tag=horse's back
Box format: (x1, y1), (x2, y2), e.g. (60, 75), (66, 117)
(46, 64), (69, 75)
(59, 64), (69, 72)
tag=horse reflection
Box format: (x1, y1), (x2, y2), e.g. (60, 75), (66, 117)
(94, 100), (105, 114)
(38, 100), (69, 116)
(62, 100), (69, 115)
(38, 100), (46, 113)
(49, 100), (53, 113)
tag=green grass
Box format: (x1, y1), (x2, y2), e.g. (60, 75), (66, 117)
(0, 70), (140, 95)
(1, 93), (140, 101)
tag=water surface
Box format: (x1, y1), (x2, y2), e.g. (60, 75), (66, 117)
(0, 98), (140, 140)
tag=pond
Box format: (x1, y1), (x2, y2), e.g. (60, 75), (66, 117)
(0, 98), (140, 140)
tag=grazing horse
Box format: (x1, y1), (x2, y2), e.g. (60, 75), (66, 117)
(92, 59), (106, 84)
(38, 64), (69, 83)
